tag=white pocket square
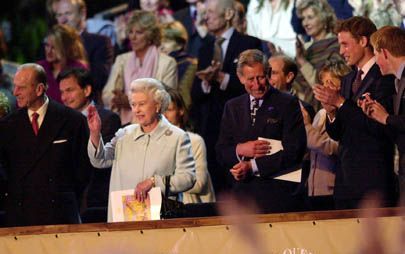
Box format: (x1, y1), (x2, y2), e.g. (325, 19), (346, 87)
(53, 139), (68, 144)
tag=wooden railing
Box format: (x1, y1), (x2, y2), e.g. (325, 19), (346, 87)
(0, 207), (401, 237)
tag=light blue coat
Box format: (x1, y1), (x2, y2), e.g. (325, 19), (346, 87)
(88, 116), (196, 222)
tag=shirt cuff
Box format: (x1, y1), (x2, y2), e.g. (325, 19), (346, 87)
(327, 113), (336, 123)
(251, 159), (260, 176)
(201, 80), (211, 94)
(236, 148), (243, 162)
(219, 73), (230, 91)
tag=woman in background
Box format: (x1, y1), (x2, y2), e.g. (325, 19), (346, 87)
(103, 10), (177, 125)
(140, 0), (174, 23)
(161, 21), (197, 109)
(164, 87), (215, 204)
(301, 59), (351, 210)
(294, 0), (342, 110)
(38, 24), (88, 103)
(246, 0), (296, 57)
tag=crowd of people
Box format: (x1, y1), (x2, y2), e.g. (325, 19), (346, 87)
(0, 0), (404, 227)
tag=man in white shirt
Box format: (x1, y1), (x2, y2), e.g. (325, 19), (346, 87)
(189, 0), (262, 194)
(58, 68), (120, 221)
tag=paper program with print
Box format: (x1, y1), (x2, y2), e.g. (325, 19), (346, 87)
(111, 187), (162, 222)
(258, 137), (283, 155)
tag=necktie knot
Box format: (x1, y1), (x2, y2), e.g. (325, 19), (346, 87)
(215, 36), (225, 46)
(31, 112), (39, 136)
(32, 112), (39, 121)
(213, 37), (225, 67)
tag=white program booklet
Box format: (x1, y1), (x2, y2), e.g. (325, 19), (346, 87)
(111, 187), (162, 222)
(258, 137), (283, 155)
(274, 169), (302, 183)
(258, 137), (301, 182)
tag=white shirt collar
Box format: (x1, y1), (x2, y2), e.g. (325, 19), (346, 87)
(358, 57), (376, 79)
(395, 62), (405, 80)
(220, 27), (234, 41)
(189, 5), (197, 17)
(27, 96), (49, 128)
(249, 95), (263, 108)
(81, 100), (94, 117)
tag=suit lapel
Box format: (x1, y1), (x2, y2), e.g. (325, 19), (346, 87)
(222, 30), (239, 71)
(394, 70), (405, 115)
(343, 70), (356, 99)
(238, 95), (252, 136)
(183, 9), (194, 36)
(30, 101), (67, 169)
(355, 64), (379, 100)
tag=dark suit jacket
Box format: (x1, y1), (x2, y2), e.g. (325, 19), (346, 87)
(81, 31), (114, 94)
(326, 64), (396, 203)
(173, 7), (204, 58)
(0, 100), (91, 226)
(190, 30), (261, 145)
(97, 105), (121, 143)
(386, 69), (405, 184)
(216, 87), (307, 212)
(189, 30), (261, 192)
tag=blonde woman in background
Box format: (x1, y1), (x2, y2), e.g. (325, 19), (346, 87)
(293, 0), (342, 110)
(103, 10), (177, 125)
(38, 24), (88, 103)
(301, 59), (351, 211)
(164, 87), (215, 204)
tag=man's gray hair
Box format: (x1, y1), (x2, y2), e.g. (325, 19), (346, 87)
(17, 63), (48, 90)
(130, 78), (170, 114)
(236, 49), (269, 76)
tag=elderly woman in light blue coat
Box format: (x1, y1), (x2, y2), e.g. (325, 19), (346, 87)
(87, 78), (196, 222)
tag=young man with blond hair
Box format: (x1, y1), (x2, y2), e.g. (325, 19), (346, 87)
(362, 26), (405, 197)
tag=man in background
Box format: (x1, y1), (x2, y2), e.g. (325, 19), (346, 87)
(190, 0), (261, 194)
(48, 0), (114, 103)
(58, 68), (120, 221)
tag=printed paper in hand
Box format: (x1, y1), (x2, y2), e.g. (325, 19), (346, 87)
(258, 137), (283, 155)
(111, 187), (162, 222)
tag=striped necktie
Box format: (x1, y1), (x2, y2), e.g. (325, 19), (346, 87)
(251, 99), (260, 126)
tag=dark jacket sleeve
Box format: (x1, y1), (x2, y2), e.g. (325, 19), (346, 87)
(215, 101), (241, 168)
(256, 97), (307, 177)
(72, 114), (92, 200)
